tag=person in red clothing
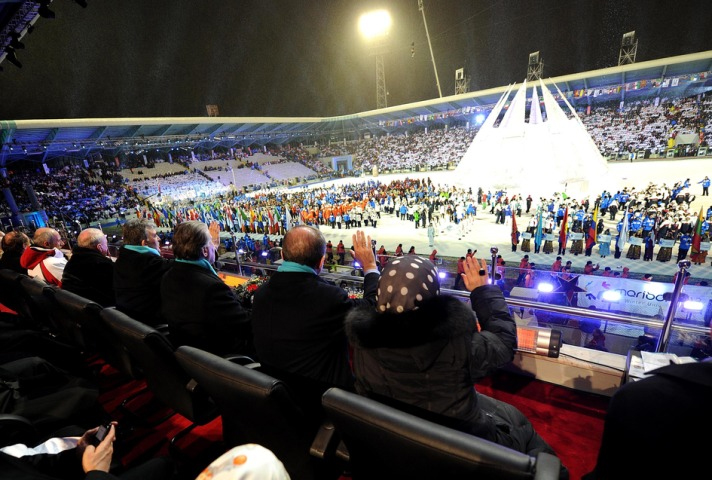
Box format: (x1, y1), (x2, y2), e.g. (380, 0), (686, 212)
(429, 249), (438, 263)
(336, 240), (345, 265)
(516, 255), (529, 285)
(377, 245), (388, 269)
(583, 261), (600, 275)
(394, 243), (404, 257)
(551, 256), (562, 272)
(325, 240), (333, 263)
(453, 256), (466, 290)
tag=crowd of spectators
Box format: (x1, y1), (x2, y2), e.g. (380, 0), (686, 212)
(580, 95), (710, 157)
(3, 92), (712, 244)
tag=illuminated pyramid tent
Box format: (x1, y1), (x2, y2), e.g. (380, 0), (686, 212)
(454, 79), (608, 198)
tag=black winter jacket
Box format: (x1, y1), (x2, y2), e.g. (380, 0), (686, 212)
(345, 285), (516, 425)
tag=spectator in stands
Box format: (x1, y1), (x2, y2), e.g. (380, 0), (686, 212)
(251, 227), (379, 390)
(0, 231), (30, 274)
(20, 227), (67, 287)
(61, 228), (116, 307)
(113, 219), (173, 326)
(161, 221), (252, 356)
(345, 255), (565, 468)
(584, 328), (712, 479)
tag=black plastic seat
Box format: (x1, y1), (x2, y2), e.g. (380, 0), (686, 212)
(321, 387), (562, 480)
(175, 345), (343, 480)
(0, 269), (27, 318)
(93, 307), (143, 380)
(17, 275), (62, 335)
(102, 310), (217, 453)
(42, 288), (96, 350)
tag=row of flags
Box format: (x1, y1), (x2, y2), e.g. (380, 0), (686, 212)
(138, 201), (290, 234)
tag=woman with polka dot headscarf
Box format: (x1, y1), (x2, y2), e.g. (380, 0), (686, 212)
(345, 255), (565, 468)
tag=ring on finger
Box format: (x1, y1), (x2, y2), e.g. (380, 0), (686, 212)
(478, 269), (486, 276)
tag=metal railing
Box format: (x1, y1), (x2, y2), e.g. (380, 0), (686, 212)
(218, 250), (710, 358)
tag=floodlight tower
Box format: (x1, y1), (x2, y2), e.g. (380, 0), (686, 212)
(526, 51), (543, 81)
(618, 31), (638, 65)
(359, 10), (392, 110)
(455, 68), (470, 95)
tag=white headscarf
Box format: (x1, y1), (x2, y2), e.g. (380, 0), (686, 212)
(195, 444), (290, 480)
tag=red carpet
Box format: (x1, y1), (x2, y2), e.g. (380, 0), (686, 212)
(477, 371), (609, 480)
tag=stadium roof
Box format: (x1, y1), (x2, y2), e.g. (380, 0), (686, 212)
(2, 49), (712, 167)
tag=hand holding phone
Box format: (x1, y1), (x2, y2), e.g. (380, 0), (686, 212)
(90, 423), (113, 447)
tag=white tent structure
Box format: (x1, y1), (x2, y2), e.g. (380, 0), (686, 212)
(454, 79), (608, 199)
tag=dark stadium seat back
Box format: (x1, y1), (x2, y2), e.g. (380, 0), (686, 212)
(175, 345), (343, 480)
(321, 387), (562, 480)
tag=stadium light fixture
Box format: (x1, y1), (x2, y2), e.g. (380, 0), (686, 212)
(359, 9), (391, 110)
(358, 10), (391, 39)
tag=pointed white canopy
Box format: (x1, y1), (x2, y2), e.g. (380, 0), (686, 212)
(454, 79), (608, 199)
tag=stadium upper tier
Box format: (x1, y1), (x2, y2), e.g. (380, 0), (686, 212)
(1, 49), (712, 166)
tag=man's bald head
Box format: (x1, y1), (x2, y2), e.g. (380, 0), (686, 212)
(32, 228), (62, 249)
(77, 228), (107, 250)
(281, 225), (326, 270)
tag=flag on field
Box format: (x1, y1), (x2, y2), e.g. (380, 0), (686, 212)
(617, 210), (629, 252)
(534, 209), (543, 249)
(586, 208), (598, 251)
(285, 206), (292, 232)
(692, 206), (705, 254)
(511, 213), (519, 245)
(559, 206), (569, 246)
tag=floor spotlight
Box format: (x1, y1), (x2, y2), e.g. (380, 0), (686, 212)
(4, 47), (22, 68)
(38, 1), (56, 19)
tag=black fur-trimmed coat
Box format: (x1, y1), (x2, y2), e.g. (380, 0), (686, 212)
(345, 285), (517, 425)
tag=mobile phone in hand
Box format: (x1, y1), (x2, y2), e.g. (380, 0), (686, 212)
(90, 424), (113, 446)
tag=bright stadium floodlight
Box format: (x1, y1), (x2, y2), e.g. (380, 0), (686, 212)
(358, 10), (391, 39)
(537, 282), (554, 293)
(359, 9), (391, 109)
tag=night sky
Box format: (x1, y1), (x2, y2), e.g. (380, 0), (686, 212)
(1, 0), (710, 120)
